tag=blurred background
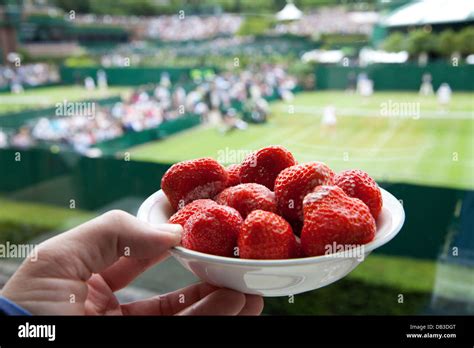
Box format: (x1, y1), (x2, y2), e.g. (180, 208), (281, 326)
(0, 0), (473, 315)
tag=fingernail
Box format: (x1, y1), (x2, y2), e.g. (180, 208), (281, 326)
(155, 223), (183, 236)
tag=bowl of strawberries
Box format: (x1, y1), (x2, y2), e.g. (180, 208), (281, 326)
(137, 146), (405, 297)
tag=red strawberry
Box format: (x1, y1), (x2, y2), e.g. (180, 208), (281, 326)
(334, 169), (383, 219)
(239, 146), (296, 190)
(301, 185), (376, 257)
(168, 199), (218, 226)
(215, 183), (276, 218)
(238, 210), (297, 259)
(161, 158), (228, 210)
(274, 162), (335, 224)
(226, 164), (241, 187)
(182, 205), (243, 257)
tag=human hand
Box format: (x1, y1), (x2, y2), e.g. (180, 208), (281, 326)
(1, 210), (264, 315)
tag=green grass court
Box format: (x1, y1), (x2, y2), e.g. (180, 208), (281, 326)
(0, 86), (130, 114)
(130, 91), (474, 190)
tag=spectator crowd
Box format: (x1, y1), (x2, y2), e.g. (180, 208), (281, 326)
(272, 8), (378, 36)
(74, 13), (242, 41)
(1, 65), (297, 154)
(144, 14), (242, 41)
(74, 9), (374, 42)
(0, 63), (60, 91)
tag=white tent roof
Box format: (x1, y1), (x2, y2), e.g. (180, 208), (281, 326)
(276, 2), (303, 21)
(382, 0), (474, 27)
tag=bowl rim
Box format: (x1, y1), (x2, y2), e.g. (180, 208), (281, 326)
(137, 187), (405, 267)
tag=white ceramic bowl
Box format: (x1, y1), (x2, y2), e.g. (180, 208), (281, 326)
(137, 188), (404, 297)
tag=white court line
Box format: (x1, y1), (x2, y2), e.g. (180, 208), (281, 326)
(0, 96), (54, 104)
(283, 106), (474, 120)
(286, 141), (418, 153)
(295, 154), (474, 166)
(295, 154), (421, 162)
(369, 118), (413, 160)
(282, 112), (380, 154)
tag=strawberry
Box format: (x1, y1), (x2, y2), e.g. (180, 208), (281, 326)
(215, 183), (276, 218)
(168, 199), (218, 226)
(334, 169), (382, 219)
(239, 145), (296, 190)
(226, 164), (241, 187)
(301, 185), (376, 257)
(161, 158), (228, 210)
(274, 162), (335, 224)
(238, 210), (297, 259)
(182, 205), (243, 257)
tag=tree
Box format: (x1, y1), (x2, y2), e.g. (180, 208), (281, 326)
(382, 31), (405, 52)
(237, 16), (274, 36)
(435, 29), (456, 57)
(406, 29), (436, 57)
(457, 26), (474, 56)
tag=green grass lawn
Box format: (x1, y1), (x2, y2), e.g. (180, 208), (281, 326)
(264, 277), (432, 315)
(0, 86), (130, 114)
(0, 197), (94, 244)
(130, 91), (474, 190)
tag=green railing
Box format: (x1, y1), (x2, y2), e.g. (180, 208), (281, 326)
(93, 114), (201, 155)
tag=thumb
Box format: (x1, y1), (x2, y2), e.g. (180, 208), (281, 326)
(27, 210), (182, 281)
